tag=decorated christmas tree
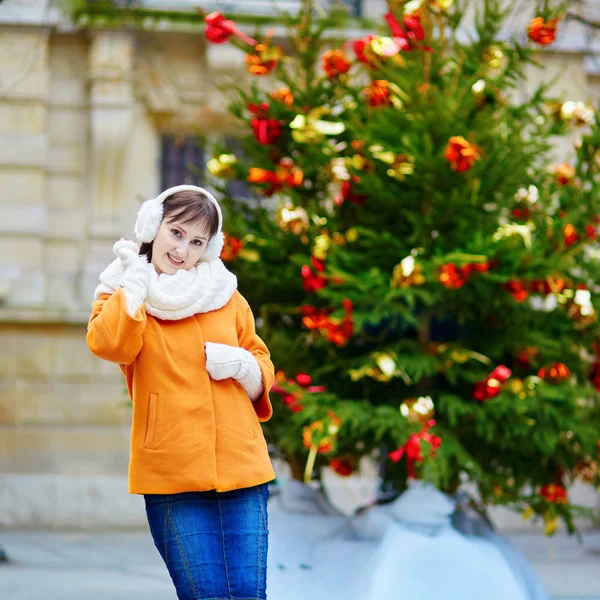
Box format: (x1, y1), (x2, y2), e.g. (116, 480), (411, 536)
(205, 0), (600, 534)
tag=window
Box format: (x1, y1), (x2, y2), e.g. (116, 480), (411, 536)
(160, 135), (205, 190)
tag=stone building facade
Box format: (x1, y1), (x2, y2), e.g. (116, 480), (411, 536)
(0, 0), (599, 528)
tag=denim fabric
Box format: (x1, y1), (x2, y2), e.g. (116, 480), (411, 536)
(144, 483), (269, 600)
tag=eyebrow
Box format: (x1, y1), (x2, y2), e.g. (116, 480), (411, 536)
(174, 224), (208, 241)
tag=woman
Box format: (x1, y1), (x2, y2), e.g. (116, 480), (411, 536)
(87, 185), (275, 600)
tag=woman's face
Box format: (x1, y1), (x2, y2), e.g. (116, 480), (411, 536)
(151, 217), (212, 275)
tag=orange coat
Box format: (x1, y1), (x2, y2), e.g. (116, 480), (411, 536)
(87, 288), (275, 494)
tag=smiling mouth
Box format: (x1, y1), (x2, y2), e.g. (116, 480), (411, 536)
(167, 253), (184, 266)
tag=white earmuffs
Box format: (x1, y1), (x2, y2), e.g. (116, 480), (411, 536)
(134, 184), (225, 262)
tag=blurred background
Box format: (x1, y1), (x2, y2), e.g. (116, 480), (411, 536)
(0, 0), (599, 533)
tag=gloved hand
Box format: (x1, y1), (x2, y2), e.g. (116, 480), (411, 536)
(204, 342), (264, 401)
(113, 239), (151, 317)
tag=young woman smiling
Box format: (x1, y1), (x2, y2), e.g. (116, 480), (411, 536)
(87, 185), (275, 600)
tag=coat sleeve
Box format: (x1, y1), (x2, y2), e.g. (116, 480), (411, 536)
(236, 296), (274, 422)
(87, 289), (147, 365)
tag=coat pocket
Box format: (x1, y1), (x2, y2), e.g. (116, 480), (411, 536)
(144, 393), (158, 449)
(243, 398), (259, 441)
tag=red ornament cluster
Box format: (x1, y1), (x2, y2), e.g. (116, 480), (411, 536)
(540, 483), (568, 504)
(439, 261), (490, 289)
(271, 372), (327, 414)
(302, 300), (354, 346)
(302, 257), (328, 293)
(473, 365), (512, 402)
(248, 103), (282, 145)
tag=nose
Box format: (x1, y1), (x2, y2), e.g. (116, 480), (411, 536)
(173, 242), (187, 258)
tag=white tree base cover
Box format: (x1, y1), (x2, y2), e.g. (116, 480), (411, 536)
(267, 479), (548, 600)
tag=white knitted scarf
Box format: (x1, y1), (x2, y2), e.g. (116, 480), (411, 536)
(94, 254), (238, 321)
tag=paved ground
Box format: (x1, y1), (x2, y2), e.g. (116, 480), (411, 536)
(1, 527), (600, 600)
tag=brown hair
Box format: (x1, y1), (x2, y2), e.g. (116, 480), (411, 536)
(139, 190), (220, 262)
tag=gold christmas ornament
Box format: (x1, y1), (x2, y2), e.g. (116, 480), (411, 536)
(276, 203), (310, 236)
(391, 255), (426, 288)
(289, 108), (345, 144)
(509, 378), (525, 394)
(312, 234), (331, 261)
(544, 513), (559, 536)
(400, 396), (435, 424)
(559, 101), (595, 126)
(207, 153), (237, 178)
(345, 228), (358, 243)
(482, 45), (506, 78)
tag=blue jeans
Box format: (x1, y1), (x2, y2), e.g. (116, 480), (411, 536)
(144, 484), (269, 600)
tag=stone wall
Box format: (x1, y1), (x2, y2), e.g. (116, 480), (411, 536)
(0, 0), (599, 528)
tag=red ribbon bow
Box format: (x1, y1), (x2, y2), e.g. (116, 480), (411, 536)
(205, 12), (257, 46)
(388, 419), (442, 478)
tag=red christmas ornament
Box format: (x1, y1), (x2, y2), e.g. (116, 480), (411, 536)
(247, 158), (303, 195)
(555, 163), (576, 186)
(353, 35), (378, 66)
(527, 17), (558, 46)
(364, 80), (393, 107)
(586, 224), (597, 239)
(246, 43), (283, 76)
(439, 263), (469, 289)
(540, 483), (568, 503)
(322, 50), (351, 79)
(538, 362), (570, 384)
(330, 457), (357, 477)
(445, 136), (482, 173)
(302, 256), (328, 293)
(506, 280), (528, 302)
(335, 177), (368, 206)
(303, 300), (354, 346)
(220, 232), (243, 262)
(473, 365), (512, 402)
(563, 224), (579, 247)
(589, 361), (600, 391)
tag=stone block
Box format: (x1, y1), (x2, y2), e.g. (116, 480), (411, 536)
(0, 474), (146, 529)
(48, 33), (88, 76)
(0, 425), (131, 475)
(47, 145), (84, 174)
(0, 327), (54, 376)
(0, 168), (45, 204)
(0, 70), (49, 101)
(46, 173), (83, 210)
(7, 270), (46, 307)
(48, 78), (87, 107)
(47, 209), (86, 239)
(0, 104), (47, 135)
(48, 108), (87, 145)
(0, 380), (17, 424)
(0, 204), (47, 234)
(45, 240), (82, 274)
(0, 238), (43, 268)
(0, 30), (48, 71)
(45, 273), (78, 309)
(53, 330), (123, 378)
(14, 379), (130, 426)
(0, 133), (48, 167)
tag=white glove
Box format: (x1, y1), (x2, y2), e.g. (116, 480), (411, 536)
(113, 240), (150, 317)
(204, 342), (264, 401)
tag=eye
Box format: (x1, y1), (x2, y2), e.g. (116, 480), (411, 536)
(192, 240), (204, 247)
(171, 229), (181, 237)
